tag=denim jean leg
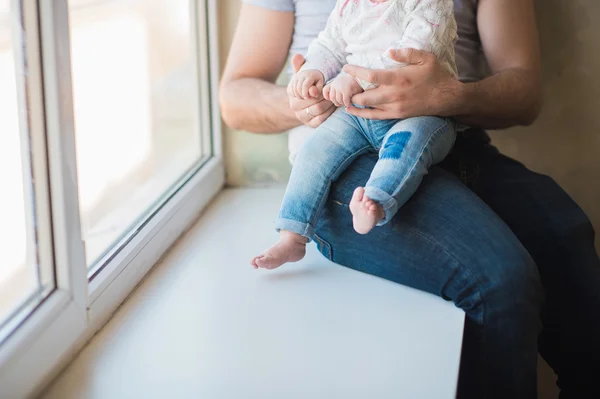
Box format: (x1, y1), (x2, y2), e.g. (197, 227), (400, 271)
(314, 154), (543, 399)
(275, 108), (371, 240)
(364, 116), (456, 225)
(454, 135), (600, 398)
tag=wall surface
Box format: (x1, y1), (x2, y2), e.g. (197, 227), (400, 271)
(490, 0), (600, 250)
(218, 0), (600, 251)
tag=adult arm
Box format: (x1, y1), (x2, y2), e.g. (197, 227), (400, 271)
(343, 0), (542, 130)
(220, 4), (335, 133)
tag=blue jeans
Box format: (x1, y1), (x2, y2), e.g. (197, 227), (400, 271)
(276, 108), (455, 238)
(312, 130), (600, 398)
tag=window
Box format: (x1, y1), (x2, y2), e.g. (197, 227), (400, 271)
(68, 0), (210, 271)
(0, 0), (222, 397)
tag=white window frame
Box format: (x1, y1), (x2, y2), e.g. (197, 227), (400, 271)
(0, 1), (223, 397)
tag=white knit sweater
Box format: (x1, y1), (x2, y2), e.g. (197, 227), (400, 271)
(301, 0), (458, 90)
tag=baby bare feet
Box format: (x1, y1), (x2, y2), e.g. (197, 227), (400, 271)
(251, 230), (308, 270)
(350, 187), (385, 235)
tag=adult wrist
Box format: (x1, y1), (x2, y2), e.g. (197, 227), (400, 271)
(441, 79), (470, 118)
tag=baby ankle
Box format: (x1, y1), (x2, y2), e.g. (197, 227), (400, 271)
(280, 230), (308, 245)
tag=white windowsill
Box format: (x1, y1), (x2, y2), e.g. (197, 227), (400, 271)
(42, 187), (465, 399)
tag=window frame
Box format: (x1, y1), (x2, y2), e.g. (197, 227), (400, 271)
(0, 0), (55, 343)
(0, 0), (223, 397)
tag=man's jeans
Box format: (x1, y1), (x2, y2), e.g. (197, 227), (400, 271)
(276, 108), (455, 239)
(313, 130), (600, 398)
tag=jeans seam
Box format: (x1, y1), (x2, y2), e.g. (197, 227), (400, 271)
(308, 145), (372, 229)
(406, 224), (489, 393)
(331, 200), (347, 207)
(406, 225), (485, 325)
(313, 234), (333, 260)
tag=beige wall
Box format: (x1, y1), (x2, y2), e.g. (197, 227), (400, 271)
(218, 0), (291, 186)
(218, 0), (600, 249)
(490, 0), (600, 250)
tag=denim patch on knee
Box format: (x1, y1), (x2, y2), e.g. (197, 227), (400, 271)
(380, 131), (411, 160)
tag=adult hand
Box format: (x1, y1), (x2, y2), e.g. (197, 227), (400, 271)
(343, 48), (462, 120)
(289, 54), (336, 128)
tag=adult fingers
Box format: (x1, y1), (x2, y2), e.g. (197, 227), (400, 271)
(312, 98), (335, 116)
(293, 100), (333, 124)
(343, 65), (391, 87)
(289, 95), (321, 112)
(296, 78), (305, 99)
(351, 87), (395, 108)
(291, 54), (306, 73)
(386, 47), (432, 66)
(345, 105), (388, 120)
(296, 103), (334, 127)
(307, 105), (336, 128)
(291, 78), (299, 99)
(295, 108), (312, 124)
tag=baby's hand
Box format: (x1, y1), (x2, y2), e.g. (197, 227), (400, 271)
(288, 70), (325, 100)
(323, 73), (363, 108)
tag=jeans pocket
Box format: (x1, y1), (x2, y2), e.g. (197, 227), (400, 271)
(313, 233), (333, 261)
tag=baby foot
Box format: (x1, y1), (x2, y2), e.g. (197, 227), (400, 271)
(251, 231), (307, 270)
(349, 187), (385, 235)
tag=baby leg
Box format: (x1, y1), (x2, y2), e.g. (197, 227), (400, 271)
(351, 116), (456, 234)
(252, 109), (371, 269)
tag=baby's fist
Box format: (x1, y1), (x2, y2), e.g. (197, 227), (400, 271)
(288, 70), (325, 100)
(323, 73), (362, 108)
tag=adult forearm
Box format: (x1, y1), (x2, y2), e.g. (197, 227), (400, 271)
(220, 77), (300, 134)
(450, 68), (542, 130)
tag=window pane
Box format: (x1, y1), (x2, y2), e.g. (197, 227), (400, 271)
(0, 1), (53, 334)
(68, 0), (205, 268)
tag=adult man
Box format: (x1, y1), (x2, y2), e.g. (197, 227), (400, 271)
(220, 1), (600, 397)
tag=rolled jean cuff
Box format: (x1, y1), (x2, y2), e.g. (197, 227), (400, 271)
(274, 218), (315, 241)
(364, 186), (398, 226)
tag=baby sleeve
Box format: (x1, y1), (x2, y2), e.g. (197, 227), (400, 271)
(300, 0), (349, 83)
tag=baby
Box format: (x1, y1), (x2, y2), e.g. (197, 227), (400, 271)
(252, 0), (458, 270)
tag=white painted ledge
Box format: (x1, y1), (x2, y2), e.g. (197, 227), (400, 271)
(44, 188), (464, 399)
